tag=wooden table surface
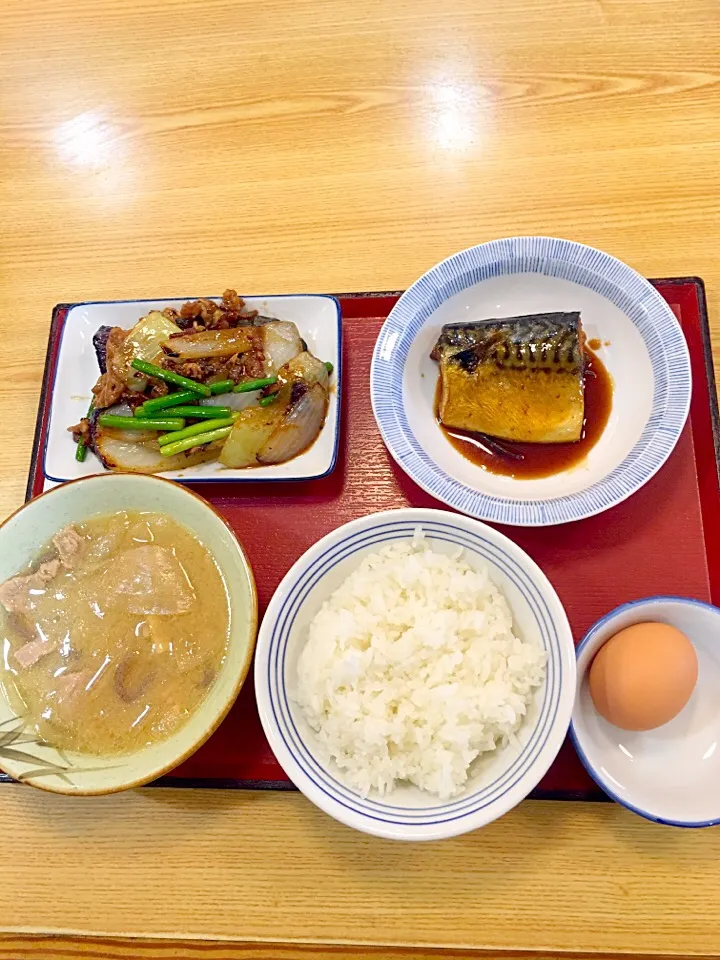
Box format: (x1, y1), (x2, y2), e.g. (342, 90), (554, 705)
(2, 0), (720, 956)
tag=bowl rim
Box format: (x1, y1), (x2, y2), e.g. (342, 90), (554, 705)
(0, 472), (258, 796)
(570, 594), (720, 828)
(370, 235), (691, 527)
(255, 506), (576, 840)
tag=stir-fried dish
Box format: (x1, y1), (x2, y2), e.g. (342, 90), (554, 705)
(0, 511), (230, 756)
(69, 289), (333, 473)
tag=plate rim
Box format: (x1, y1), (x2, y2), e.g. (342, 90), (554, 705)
(370, 236), (692, 526)
(42, 292), (342, 485)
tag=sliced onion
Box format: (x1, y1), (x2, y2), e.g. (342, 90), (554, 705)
(90, 404), (158, 444)
(219, 406), (283, 468)
(258, 383), (328, 464)
(161, 327), (254, 359)
(200, 391), (260, 412)
(262, 321), (302, 374)
(104, 402), (134, 417)
(120, 312), (181, 390)
(94, 430), (222, 474)
(278, 352), (329, 389)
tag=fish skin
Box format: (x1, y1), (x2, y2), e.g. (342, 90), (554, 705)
(432, 312), (586, 444)
(431, 312), (583, 371)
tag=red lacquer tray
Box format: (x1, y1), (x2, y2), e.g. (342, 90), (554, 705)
(19, 278), (720, 801)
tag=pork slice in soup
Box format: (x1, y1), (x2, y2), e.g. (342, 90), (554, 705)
(0, 511), (230, 757)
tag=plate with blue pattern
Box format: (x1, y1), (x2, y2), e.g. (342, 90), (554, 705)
(371, 237), (691, 526)
(254, 508), (576, 841)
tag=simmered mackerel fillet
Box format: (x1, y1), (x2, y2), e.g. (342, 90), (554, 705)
(431, 311), (586, 443)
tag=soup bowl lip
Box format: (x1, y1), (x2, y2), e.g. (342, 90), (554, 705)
(0, 471), (258, 796)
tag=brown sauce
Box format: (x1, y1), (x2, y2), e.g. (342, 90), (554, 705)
(437, 349), (613, 479)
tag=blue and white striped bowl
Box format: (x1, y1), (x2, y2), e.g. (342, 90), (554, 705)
(371, 237), (691, 526)
(254, 508), (576, 841)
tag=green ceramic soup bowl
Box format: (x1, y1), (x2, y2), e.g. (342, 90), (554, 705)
(0, 473), (257, 795)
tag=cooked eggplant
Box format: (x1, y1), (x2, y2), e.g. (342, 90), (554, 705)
(92, 326), (115, 374)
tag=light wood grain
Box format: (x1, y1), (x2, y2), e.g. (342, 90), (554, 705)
(2, 0), (720, 956)
(3, 936), (716, 960)
(3, 787), (720, 955)
(7, 937), (714, 960)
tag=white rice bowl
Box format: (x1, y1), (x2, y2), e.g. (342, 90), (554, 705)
(255, 508), (576, 841)
(295, 534), (547, 799)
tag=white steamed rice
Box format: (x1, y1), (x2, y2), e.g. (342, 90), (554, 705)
(295, 533), (547, 799)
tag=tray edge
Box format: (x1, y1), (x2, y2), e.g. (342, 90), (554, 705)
(25, 305), (70, 503)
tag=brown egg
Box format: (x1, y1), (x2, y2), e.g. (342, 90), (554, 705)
(588, 622), (698, 731)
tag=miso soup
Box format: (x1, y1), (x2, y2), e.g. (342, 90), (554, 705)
(0, 511), (230, 756)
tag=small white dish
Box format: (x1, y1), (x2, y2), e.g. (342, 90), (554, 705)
(254, 507), (576, 841)
(44, 294), (341, 484)
(0, 473), (257, 795)
(371, 237), (691, 526)
(571, 596), (720, 827)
